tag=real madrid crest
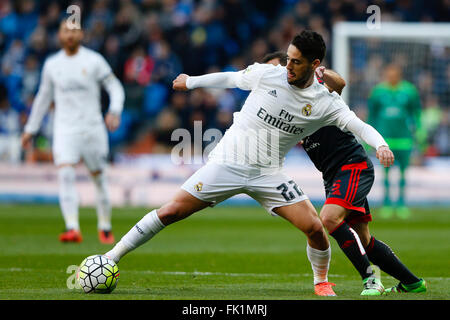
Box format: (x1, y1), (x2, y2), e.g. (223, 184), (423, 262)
(302, 104), (312, 116)
(194, 182), (203, 192)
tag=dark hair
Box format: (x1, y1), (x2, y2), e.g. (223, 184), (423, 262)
(290, 30), (326, 63)
(262, 51), (288, 66)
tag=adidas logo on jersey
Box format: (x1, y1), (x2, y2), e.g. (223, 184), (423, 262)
(267, 89), (277, 98)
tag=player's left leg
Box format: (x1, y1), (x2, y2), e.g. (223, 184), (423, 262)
(352, 222), (426, 294)
(273, 200), (336, 296)
(82, 126), (114, 243)
(380, 167), (394, 218)
(248, 172), (335, 296)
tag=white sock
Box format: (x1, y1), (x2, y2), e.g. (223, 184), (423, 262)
(307, 243), (331, 285)
(92, 171), (112, 231)
(105, 209), (165, 263)
(58, 166), (79, 231)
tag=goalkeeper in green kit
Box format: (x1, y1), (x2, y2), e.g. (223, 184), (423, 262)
(368, 64), (425, 219)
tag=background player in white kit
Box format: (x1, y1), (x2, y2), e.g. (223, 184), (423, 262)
(21, 19), (125, 244)
(104, 31), (393, 296)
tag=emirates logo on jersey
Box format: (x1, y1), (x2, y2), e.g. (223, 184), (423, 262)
(302, 104), (312, 116)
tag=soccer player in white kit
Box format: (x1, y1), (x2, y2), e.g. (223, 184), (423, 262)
(105, 31), (394, 296)
(21, 19), (125, 244)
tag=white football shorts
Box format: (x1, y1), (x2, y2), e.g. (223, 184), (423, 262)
(53, 126), (109, 172)
(181, 162), (309, 215)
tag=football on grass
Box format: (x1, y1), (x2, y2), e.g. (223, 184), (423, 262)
(77, 255), (119, 293)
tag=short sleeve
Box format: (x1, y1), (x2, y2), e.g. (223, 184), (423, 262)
(96, 54), (113, 82)
(235, 63), (271, 91)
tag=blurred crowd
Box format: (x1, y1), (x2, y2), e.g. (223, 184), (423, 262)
(0, 0), (449, 164)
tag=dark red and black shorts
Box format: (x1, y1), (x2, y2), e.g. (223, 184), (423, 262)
(324, 160), (374, 226)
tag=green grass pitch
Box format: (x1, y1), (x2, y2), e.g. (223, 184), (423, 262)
(0, 204), (448, 300)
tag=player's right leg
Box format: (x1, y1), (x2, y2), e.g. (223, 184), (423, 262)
(320, 204), (383, 295)
(53, 133), (83, 242)
(105, 162), (245, 263)
(320, 160), (383, 295)
(57, 164), (82, 243)
(105, 189), (210, 263)
(352, 222), (426, 294)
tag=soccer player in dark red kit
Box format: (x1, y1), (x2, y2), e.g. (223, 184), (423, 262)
(263, 52), (427, 295)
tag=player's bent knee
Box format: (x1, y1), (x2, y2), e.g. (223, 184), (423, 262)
(320, 207), (345, 232)
(320, 214), (338, 232)
(304, 218), (326, 239)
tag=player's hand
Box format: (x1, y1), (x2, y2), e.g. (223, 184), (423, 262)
(315, 66), (325, 80)
(21, 132), (33, 149)
(172, 74), (189, 91)
(105, 113), (121, 132)
(376, 146), (395, 168)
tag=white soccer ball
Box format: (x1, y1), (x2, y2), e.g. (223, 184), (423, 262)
(77, 255), (119, 294)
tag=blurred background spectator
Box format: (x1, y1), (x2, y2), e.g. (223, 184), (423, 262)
(0, 83), (21, 163)
(0, 0), (449, 164)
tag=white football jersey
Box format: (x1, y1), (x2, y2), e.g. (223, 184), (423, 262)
(25, 46), (118, 135)
(208, 63), (357, 168)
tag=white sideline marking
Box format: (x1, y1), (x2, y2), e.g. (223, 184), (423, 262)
(1, 268), (33, 272)
(109, 270), (450, 281)
(1, 268), (448, 282)
(127, 270), (346, 278)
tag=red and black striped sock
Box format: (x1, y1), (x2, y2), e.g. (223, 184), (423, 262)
(330, 222), (373, 280)
(365, 236), (420, 285)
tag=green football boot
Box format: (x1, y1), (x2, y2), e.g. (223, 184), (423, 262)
(379, 206), (394, 219)
(384, 279), (427, 294)
(361, 276), (384, 296)
(396, 206), (411, 219)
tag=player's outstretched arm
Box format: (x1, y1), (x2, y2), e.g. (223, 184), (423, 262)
(345, 117), (395, 168)
(173, 72), (242, 91)
(173, 63), (269, 92)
